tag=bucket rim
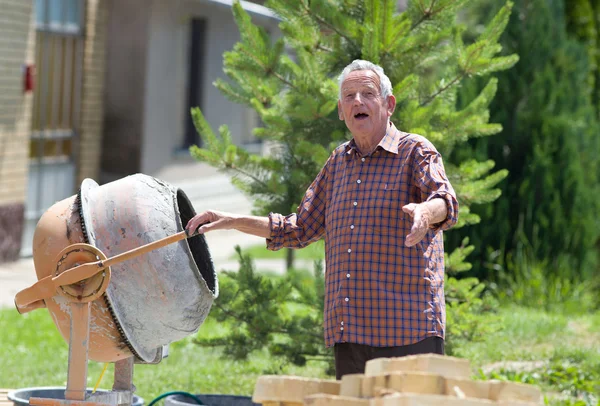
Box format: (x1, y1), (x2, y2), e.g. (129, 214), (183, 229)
(7, 386), (144, 402)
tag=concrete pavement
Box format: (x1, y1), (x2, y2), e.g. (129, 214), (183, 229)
(0, 258), (37, 309)
(0, 161), (306, 308)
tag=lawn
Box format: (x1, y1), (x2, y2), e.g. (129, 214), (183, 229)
(0, 309), (328, 403)
(1, 303), (598, 405)
(235, 241), (325, 261)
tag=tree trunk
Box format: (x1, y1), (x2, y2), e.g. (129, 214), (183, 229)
(285, 248), (294, 271)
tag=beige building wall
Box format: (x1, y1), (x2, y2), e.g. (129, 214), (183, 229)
(78, 0), (108, 183)
(0, 0), (35, 261)
(140, 0), (279, 177)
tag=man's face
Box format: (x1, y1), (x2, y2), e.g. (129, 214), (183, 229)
(338, 70), (396, 140)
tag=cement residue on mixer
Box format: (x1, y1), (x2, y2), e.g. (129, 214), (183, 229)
(53, 295), (72, 316)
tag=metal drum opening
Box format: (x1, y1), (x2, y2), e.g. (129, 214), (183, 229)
(176, 189), (216, 295)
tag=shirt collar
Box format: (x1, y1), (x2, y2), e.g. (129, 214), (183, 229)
(345, 122), (401, 156)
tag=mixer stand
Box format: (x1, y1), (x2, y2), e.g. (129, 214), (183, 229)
(23, 243), (136, 406)
(28, 301), (136, 406)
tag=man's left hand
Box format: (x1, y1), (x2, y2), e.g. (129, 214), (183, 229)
(402, 203), (431, 247)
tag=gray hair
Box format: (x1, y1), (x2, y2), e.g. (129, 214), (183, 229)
(337, 60), (393, 100)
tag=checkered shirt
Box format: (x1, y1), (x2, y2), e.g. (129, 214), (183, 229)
(267, 122), (459, 348)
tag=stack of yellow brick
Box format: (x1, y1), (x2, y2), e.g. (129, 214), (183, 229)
(252, 354), (542, 406)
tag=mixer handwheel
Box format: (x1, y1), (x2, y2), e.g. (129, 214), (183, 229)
(54, 243), (111, 303)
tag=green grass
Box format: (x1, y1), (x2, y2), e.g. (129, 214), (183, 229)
(235, 241), (325, 261)
(461, 306), (599, 371)
(1, 302), (598, 405)
(589, 312), (600, 333)
(0, 310), (326, 402)
(456, 306), (600, 405)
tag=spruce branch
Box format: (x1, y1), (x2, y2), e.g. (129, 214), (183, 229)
(420, 74), (463, 106)
(221, 159), (271, 191)
(316, 43), (333, 52)
(284, 138), (306, 171)
(213, 302), (259, 332)
(237, 47), (297, 90)
(301, 2), (359, 50)
(410, 0), (460, 31)
(411, 0), (436, 31)
(213, 298), (322, 339)
(421, 40), (488, 106)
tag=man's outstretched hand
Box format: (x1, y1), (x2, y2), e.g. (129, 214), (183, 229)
(186, 210), (236, 236)
(402, 203), (431, 247)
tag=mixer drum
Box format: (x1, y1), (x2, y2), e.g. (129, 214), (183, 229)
(32, 174), (218, 363)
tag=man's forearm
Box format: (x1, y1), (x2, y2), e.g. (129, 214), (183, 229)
(422, 198), (448, 225)
(231, 215), (271, 238)
(186, 210), (271, 238)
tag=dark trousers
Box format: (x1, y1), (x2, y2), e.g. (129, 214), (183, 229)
(333, 337), (444, 380)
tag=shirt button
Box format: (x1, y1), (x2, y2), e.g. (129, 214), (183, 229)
(347, 248), (352, 253)
(341, 321), (344, 326)
(361, 158), (365, 162)
(346, 273), (350, 278)
(353, 201), (357, 206)
(350, 225), (354, 230)
(357, 179), (361, 184)
(340, 327), (344, 331)
(345, 297), (349, 302)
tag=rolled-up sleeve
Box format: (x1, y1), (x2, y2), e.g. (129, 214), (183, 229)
(412, 142), (459, 232)
(266, 157), (330, 250)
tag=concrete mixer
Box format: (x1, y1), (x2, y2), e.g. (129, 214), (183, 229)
(12, 174), (218, 406)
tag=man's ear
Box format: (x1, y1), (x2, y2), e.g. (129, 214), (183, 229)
(387, 95), (397, 117)
(338, 100), (344, 121)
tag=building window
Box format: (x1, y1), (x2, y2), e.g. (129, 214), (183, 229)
(36, 0), (84, 34)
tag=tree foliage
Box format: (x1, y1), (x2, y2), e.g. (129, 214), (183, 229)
(450, 0), (600, 281)
(566, 0), (600, 115)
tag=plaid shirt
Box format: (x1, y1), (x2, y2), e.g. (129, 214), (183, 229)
(267, 122), (458, 348)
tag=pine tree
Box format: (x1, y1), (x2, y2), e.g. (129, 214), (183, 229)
(190, 0), (518, 369)
(449, 0), (600, 282)
(566, 0), (600, 116)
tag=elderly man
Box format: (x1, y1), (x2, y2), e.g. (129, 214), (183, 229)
(186, 59), (458, 379)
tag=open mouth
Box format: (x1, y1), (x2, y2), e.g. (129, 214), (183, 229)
(354, 113), (369, 120)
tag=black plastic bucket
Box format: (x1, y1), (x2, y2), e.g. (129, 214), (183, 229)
(7, 387), (144, 406)
(164, 393), (259, 406)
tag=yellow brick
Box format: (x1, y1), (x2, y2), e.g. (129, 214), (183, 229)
(445, 378), (542, 404)
(362, 372), (445, 398)
(365, 354), (471, 379)
(0, 0), (34, 203)
(383, 372), (445, 396)
(362, 376), (376, 398)
(0, 186), (26, 203)
(77, 0), (107, 184)
(488, 380), (541, 403)
(340, 374), (365, 398)
(445, 378), (491, 399)
(0, 166), (18, 179)
(0, 168), (28, 184)
(304, 394), (369, 406)
(370, 393), (494, 406)
(253, 376), (341, 404)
